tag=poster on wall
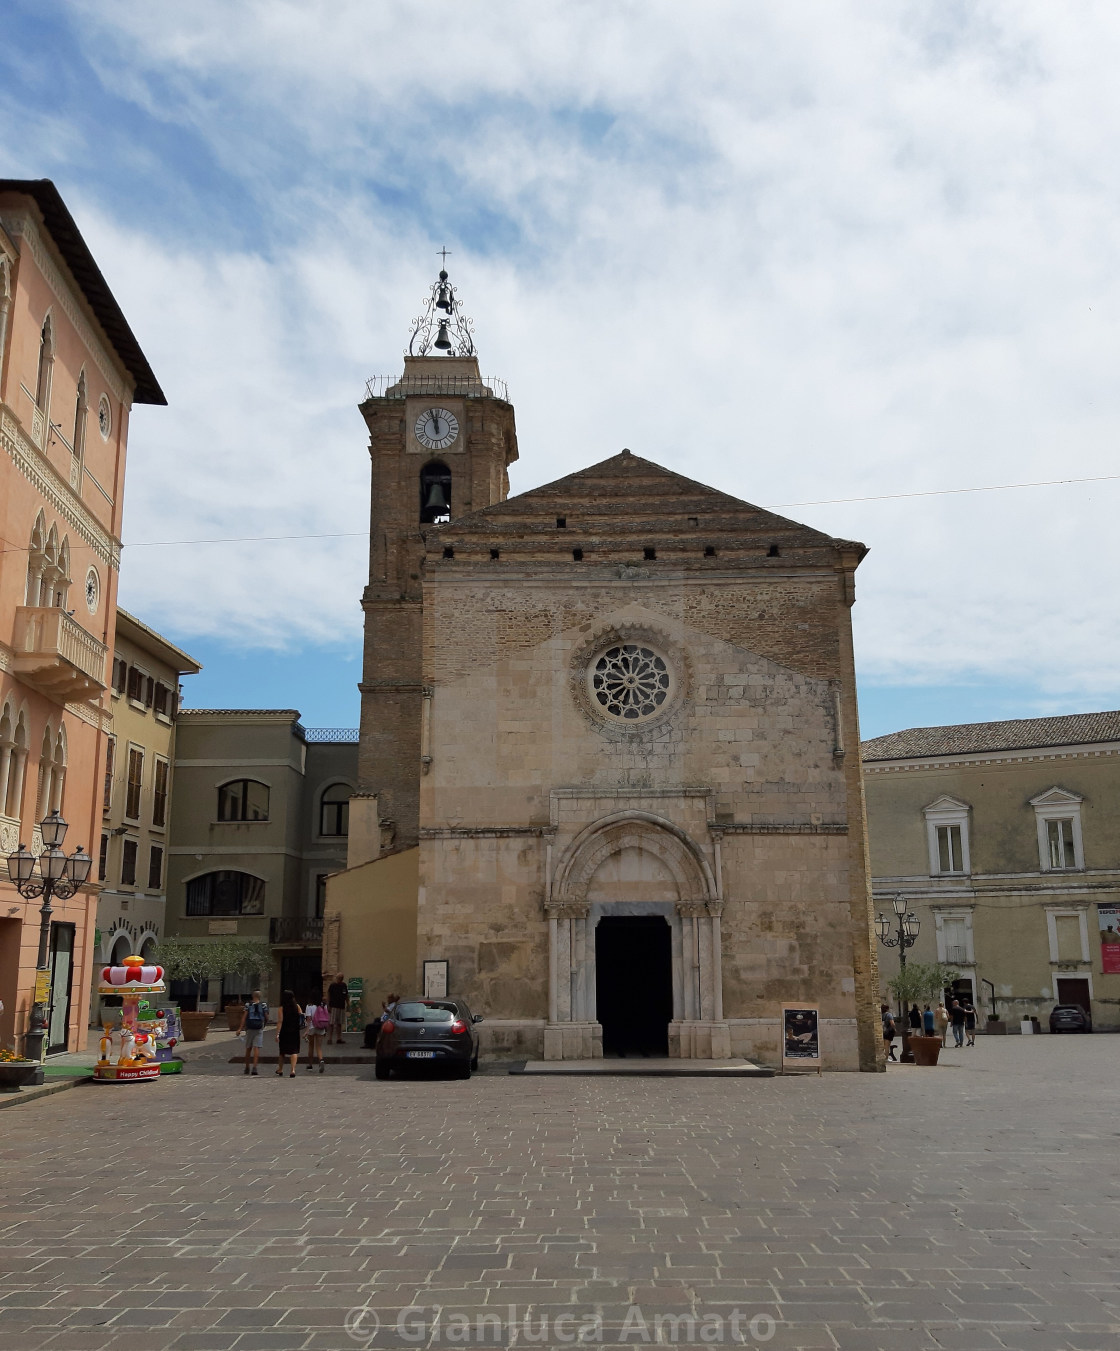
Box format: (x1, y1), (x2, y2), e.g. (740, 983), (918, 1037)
(1098, 905), (1120, 974)
(781, 1004), (822, 1074)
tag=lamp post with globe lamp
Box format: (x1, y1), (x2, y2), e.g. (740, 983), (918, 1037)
(7, 810), (92, 1062)
(876, 894), (920, 1064)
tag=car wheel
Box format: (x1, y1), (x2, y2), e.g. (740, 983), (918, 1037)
(374, 1060), (391, 1080)
(470, 1052), (479, 1071)
(455, 1062), (472, 1080)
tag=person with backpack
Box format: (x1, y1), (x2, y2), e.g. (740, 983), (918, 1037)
(303, 989), (330, 1073)
(238, 989), (269, 1075)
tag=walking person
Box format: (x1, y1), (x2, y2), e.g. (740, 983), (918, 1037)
(908, 1004), (922, 1034)
(275, 989), (303, 1077)
(302, 990), (330, 1073)
(935, 1001), (950, 1046)
(949, 999), (966, 1048)
(881, 1003), (898, 1062)
(922, 1004), (935, 1037)
(238, 989), (269, 1075)
(327, 972), (350, 1045)
(964, 1000), (978, 1047)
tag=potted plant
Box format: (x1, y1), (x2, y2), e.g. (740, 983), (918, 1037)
(886, 962), (960, 1067)
(0, 1047), (43, 1091)
(155, 938), (272, 1041)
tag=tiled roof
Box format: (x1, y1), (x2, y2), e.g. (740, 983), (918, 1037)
(861, 711), (1120, 761)
(0, 179), (165, 404)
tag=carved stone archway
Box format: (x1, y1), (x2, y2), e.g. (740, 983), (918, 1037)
(544, 812), (729, 1060)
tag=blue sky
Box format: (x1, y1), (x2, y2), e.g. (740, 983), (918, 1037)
(4, 1), (1120, 737)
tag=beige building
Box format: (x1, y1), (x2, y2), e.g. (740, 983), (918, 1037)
(93, 608), (199, 1022)
(863, 712), (1120, 1030)
(326, 269), (883, 1070)
(166, 711), (356, 1008)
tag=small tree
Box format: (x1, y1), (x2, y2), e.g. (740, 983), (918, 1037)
(155, 938), (272, 1010)
(887, 962), (960, 1016)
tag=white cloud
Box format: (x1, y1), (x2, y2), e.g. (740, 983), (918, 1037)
(26, 1), (1120, 700)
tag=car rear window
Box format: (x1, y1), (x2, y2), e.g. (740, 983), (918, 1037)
(394, 1001), (455, 1022)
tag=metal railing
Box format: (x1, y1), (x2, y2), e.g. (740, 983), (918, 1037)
(363, 373), (509, 402)
(303, 727), (359, 743)
(269, 916), (325, 945)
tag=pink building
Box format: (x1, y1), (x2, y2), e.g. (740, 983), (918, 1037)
(0, 180), (164, 1054)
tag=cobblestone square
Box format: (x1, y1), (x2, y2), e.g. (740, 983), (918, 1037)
(1, 1037), (1117, 1350)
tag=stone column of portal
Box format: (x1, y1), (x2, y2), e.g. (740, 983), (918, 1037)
(672, 902), (731, 1059)
(543, 903), (601, 1060)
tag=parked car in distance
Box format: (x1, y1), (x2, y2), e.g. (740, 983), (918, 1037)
(1049, 1004), (1092, 1033)
(375, 998), (483, 1079)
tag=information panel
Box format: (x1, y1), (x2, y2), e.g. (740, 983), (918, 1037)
(423, 960), (449, 999)
(781, 1004), (822, 1074)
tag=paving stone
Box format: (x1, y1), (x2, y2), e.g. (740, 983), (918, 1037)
(0, 1037), (1117, 1351)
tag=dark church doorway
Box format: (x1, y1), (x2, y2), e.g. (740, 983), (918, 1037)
(595, 915), (673, 1056)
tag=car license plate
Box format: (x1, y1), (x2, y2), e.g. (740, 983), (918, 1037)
(406, 1050), (436, 1059)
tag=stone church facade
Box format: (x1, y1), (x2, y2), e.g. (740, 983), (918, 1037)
(326, 272), (882, 1071)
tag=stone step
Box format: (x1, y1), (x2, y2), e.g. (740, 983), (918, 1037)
(512, 1057), (775, 1077)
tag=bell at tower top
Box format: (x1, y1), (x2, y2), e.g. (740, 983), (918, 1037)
(362, 255), (511, 403)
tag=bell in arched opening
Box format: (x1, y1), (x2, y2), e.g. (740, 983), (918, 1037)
(419, 461), (452, 524)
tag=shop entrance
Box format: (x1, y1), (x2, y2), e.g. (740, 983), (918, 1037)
(1056, 977), (1091, 1013)
(47, 922), (75, 1053)
(595, 915), (673, 1056)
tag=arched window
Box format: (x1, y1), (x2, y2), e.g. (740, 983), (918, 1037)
(217, 779), (269, 822)
(50, 726), (66, 814)
(24, 510), (46, 606)
(319, 783), (350, 837)
(27, 524), (70, 610)
(36, 724), (54, 819)
(420, 460), (452, 524)
(53, 537), (71, 608)
(185, 870), (266, 916)
(0, 704), (15, 822)
(35, 314), (54, 412)
(2, 709), (28, 819)
(72, 370), (87, 466)
(0, 260), (11, 379)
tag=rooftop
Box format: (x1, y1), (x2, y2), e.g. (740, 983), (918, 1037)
(861, 711), (1120, 762)
(0, 179), (165, 405)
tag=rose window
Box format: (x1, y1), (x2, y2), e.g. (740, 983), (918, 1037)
(590, 644), (672, 720)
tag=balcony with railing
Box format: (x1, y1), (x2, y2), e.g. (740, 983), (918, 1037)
(11, 606), (107, 703)
(364, 373), (509, 402)
(269, 915), (324, 947)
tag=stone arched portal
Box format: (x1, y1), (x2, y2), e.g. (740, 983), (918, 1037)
(544, 812), (730, 1060)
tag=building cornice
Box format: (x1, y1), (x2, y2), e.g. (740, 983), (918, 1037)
(0, 207), (131, 408)
(863, 743), (1120, 773)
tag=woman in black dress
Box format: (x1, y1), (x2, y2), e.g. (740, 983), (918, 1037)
(275, 989), (303, 1077)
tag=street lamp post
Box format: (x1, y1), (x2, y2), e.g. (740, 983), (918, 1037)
(876, 894), (920, 1064)
(6, 810), (93, 1063)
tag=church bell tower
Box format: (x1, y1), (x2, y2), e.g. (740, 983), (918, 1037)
(351, 263), (518, 863)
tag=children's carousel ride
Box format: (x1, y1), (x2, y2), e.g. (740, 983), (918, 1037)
(96, 955), (180, 1082)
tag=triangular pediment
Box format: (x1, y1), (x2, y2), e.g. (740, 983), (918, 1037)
(924, 795), (971, 815)
(434, 451), (865, 558)
(1029, 786), (1083, 808)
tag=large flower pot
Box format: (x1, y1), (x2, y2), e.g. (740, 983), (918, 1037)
(909, 1035), (942, 1067)
(224, 1003), (245, 1032)
(0, 1062), (44, 1091)
(180, 1011), (214, 1042)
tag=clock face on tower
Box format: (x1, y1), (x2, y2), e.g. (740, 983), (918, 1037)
(415, 406), (459, 451)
